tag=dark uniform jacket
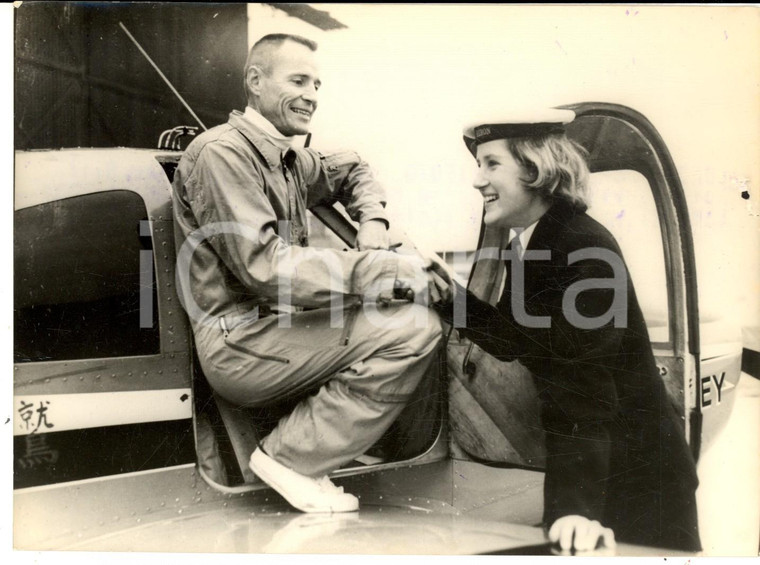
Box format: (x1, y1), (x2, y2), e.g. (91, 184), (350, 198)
(440, 199), (701, 551)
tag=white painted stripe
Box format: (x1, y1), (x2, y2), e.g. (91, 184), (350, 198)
(13, 389), (192, 436)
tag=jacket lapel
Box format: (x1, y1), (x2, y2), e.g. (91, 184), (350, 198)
(519, 200), (579, 299)
(525, 200), (578, 255)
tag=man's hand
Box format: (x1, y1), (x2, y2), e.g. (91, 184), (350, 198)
(356, 220), (390, 251)
(375, 254), (429, 307)
(424, 254), (456, 305)
(548, 515), (616, 553)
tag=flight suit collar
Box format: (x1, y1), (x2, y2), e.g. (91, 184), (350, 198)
(228, 110), (288, 171)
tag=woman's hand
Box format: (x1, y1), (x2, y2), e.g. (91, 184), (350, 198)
(548, 515), (616, 553)
(424, 254), (457, 305)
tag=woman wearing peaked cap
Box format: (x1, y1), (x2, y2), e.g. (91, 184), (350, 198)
(432, 108), (701, 552)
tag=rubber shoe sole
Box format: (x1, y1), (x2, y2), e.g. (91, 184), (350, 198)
(249, 448), (359, 513)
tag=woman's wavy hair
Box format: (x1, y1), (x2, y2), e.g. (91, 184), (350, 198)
(505, 134), (590, 212)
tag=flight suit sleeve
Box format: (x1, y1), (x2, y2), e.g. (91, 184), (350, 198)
(183, 140), (419, 308)
(294, 148), (389, 227)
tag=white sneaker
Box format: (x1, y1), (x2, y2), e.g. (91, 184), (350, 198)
(249, 448), (359, 513)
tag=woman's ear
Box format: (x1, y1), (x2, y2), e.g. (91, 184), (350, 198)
(519, 160), (539, 186)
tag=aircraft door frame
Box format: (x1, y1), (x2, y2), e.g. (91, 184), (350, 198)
(564, 102), (701, 458)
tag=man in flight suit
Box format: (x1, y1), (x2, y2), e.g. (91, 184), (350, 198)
(172, 33), (442, 512)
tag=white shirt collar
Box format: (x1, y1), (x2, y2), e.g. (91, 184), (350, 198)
(243, 106), (294, 152)
(508, 220), (540, 260)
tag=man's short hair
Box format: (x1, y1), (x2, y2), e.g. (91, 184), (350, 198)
(245, 33), (318, 75)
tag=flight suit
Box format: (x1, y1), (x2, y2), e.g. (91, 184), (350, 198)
(172, 110), (442, 477)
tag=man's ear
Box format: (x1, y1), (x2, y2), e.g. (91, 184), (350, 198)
(246, 65), (263, 97)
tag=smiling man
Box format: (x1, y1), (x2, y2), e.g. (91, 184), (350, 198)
(171, 34), (442, 513)
(246, 35), (321, 137)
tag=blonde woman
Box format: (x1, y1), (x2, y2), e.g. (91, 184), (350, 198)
(433, 110), (700, 553)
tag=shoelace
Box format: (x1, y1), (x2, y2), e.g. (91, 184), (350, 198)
(316, 476), (345, 495)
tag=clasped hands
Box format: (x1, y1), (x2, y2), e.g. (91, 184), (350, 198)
(356, 221), (455, 307)
(380, 253), (456, 308)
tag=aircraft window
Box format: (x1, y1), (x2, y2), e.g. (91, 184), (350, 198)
(14, 190), (160, 362)
(587, 170), (670, 344)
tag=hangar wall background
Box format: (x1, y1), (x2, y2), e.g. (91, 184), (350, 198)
(14, 2), (248, 150)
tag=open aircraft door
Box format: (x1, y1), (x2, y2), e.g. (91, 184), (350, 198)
(446, 102), (708, 467)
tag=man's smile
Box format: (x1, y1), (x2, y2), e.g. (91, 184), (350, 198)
(291, 107), (312, 117)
